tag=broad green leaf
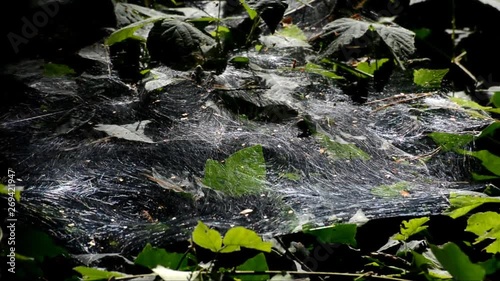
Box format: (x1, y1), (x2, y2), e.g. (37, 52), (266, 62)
(371, 181), (411, 198)
(428, 132), (474, 152)
(447, 192), (500, 218)
(210, 25), (231, 41)
(234, 253), (269, 281)
(305, 224), (357, 247)
(135, 243), (190, 270)
(240, 0), (258, 20)
(0, 183), (22, 202)
(394, 217), (430, 241)
(356, 58), (389, 75)
(450, 97), (500, 114)
(478, 122), (500, 139)
(304, 63), (344, 79)
(192, 221), (222, 252)
(478, 257), (500, 275)
(466, 212), (500, 254)
(276, 25), (307, 42)
(413, 68), (449, 88)
(221, 227), (272, 253)
(460, 150), (500, 176)
(202, 145), (267, 196)
(105, 17), (164, 46)
(317, 133), (370, 160)
(472, 173), (500, 181)
(43, 63), (76, 77)
(73, 266), (126, 281)
(491, 92), (500, 108)
(412, 250), (453, 279)
(430, 242), (485, 281)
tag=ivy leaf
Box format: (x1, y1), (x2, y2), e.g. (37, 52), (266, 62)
(466, 212), (500, 254)
(430, 242), (485, 281)
(393, 217), (430, 241)
(221, 227), (272, 253)
(192, 221), (223, 252)
(73, 266), (126, 281)
(135, 243), (190, 270)
(234, 253), (269, 281)
(305, 224), (357, 247)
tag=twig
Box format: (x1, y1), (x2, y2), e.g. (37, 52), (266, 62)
(370, 92), (434, 113)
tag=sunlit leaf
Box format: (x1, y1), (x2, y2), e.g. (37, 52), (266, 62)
(356, 58), (389, 75)
(466, 212), (500, 254)
(135, 243), (190, 270)
(276, 25), (307, 41)
(394, 217), (430, 241)
(428, 132), (474, 152)
(446, 192), (500, 218)
(203, 145), (267, 196)
(451, 97), (500, 114)
(221, 227), (272, 253)
(413, 68), (449, 88)
(234, 253), (269, 281)
(460, 150), (500, 176)
(0, 183), (22, 202)
(305, 224), (357, 247)
(430, 242), (485, 281)
(192, 221), (222, 252)
(240, 0), (258, 20)
(73, 266), (126, 281)
(105, 17), (164, 46)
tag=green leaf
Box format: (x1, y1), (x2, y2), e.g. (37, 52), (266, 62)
(430, 242), (485, 281)
(414, 28), (431, 40)
(229, 56), (250, 65)
(450, 97), (500, 114)
(472, 173), (500, 181)
(466, 212), (500, 254)
(43, 63), (76, 77)
(413, 68), (449, 88)
(16, 227), (67, 262)
(428, 132), (474, 152)
(221, 227), (272, 253)
(240, 0), (258, 20)
(135, 243), (190, 270)
(305, 224), (357, 247)
(0, 183), (22, 202)
(234, 253), (269, 281)
(105, 17), (164, 46)
(317, 133), (370, 160)
(371, 181), (411, 198)
(447, 192), (500, 218)
(491, 92), (500, 108)
(192, 221), (222, 252)
(394, 217), (430, 241)
(202, 145), (267, 196)
(304, 63), (344, 79)
(460, 150), (500, 176)
(276, 25), (307, 41)
(356, 58), (389, 75)
(478, 257), (500, 275)
(478, 122), (500, 139)
(73, 266), (126, 281)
